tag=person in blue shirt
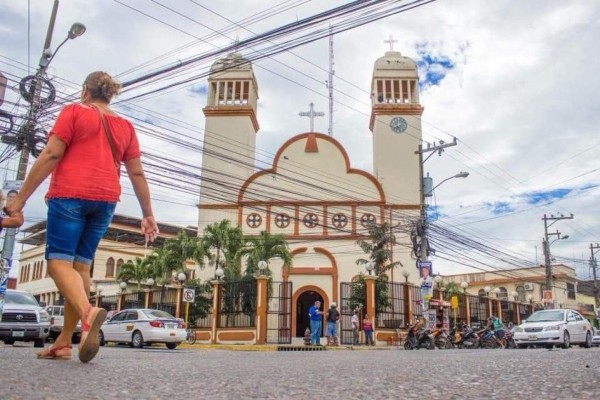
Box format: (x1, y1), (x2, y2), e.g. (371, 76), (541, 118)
(308, 300), (324, 345)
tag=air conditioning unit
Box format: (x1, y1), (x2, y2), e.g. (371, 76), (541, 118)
(523, 283), (534, 291)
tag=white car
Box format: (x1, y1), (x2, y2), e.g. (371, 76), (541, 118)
(513, 309), (593, 349)
(592, 329), (600, 347)
(99, 308), (186, 350)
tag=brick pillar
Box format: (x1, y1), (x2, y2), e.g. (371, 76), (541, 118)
(175, 286), (183, 318)
(404, 284), (412, 326)
(255, 275), (269, 345)
(514, 302), (520, 324)
(364, 275), (377, 341)
(211, 280), (222, 344)
(144, 290), (151, 308)
(496, 300), (502, 320)
(465, 294), (471, 326)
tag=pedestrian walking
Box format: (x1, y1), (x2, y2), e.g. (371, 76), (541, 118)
(308, 300), (324, 345)
(5, 71), (159, 363)
(325, 302), (340, 346)
(363, 314), (374, 346)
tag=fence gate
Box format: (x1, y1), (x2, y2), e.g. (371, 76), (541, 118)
(340, 282), (365, 345)
(266, 281), (292, 344)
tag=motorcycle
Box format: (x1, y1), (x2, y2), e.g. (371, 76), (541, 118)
(404, 324), (435, 350)
(431, 328), (451, 349)
(479, 328), (506, 349)
(449, 325), (479, 349)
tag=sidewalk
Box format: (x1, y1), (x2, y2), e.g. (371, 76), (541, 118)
(178, 343), (396, 351)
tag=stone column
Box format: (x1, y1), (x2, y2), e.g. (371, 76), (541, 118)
(175, 286), (183, 318)
(211, 280), (222, 344)
(117, 292), (125, 311)
(465, 294), (471, 326)
(144, 289), (151, 309)
(404, 284), (412, 326)
(496, 300), (502, 320)
(255, 275), (269, 345)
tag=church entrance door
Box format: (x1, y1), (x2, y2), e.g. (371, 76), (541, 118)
(295, 290), (324, 337)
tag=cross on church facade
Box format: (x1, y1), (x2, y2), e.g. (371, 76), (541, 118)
(384, 34), (398, 52)
(298, 102), (325, 132)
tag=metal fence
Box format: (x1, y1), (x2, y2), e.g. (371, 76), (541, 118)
(376, 282), (407, 329)
(150, 287), (178, 316)
(467, 294), (488, 327)
(187, 285), (213, 328)
(122, 291), (144, 310)
(217, 279), (257, 328)
(266, 281), (292, 344)
(410, 285), (423, 323)
(100, 295), (119, 312)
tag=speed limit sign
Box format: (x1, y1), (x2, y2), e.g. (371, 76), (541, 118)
(182, 288), (195, 303)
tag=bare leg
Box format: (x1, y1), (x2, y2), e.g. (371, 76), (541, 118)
(48, 260), (90, 322)
(52, 262), (91, 348)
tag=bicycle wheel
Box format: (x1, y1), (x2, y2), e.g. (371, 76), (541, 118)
(187, 329), (196, 345)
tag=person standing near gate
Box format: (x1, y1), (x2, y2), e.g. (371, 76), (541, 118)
(351, 309), (360, 345)
(308, 300), (324, 345)
(325, 302), (340, 346)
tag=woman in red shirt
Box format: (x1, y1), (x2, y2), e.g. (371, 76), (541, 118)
(5, 71), (159, 363)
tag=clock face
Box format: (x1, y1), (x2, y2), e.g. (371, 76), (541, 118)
(390, 117), (407, 133)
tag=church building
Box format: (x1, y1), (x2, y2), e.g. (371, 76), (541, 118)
(196, 48), (425, 337)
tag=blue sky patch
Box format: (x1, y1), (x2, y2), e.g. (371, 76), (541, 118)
(189, 83), (208, 96)
(414, 42), (456, 89)
(524, 188), (572, 205)
(485, 201), (515, 215)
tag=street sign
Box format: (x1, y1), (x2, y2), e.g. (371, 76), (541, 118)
(451, 295), (458, 309)
(182, 288), (195, 303)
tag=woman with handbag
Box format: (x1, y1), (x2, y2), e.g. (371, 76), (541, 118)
(5, 71), (159, 363)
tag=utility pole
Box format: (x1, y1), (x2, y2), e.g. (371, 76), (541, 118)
(326, 25), (334, 137)
(542, 213), (573, 308)
(590, 243), (600, 308)
(415, 138), (457, 261)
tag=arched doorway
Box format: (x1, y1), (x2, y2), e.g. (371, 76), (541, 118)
(295, 290), (324, 337)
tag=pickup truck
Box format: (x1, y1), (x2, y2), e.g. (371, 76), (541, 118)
(0, 289), (50, 347)
(46, 305), (82, 343)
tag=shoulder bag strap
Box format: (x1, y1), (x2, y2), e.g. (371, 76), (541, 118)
(91, 104), (120, 172)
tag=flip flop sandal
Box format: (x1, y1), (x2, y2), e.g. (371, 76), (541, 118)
(37, 344), (72, 360)
(78, 305), (107, 363)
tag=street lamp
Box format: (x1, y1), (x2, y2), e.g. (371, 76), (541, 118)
(511, 291), (518, 301)
(177, 272), (187, 285)
(97, 286), (104, 296)
(44, 22), (87, 67)
(484, 286), (491, 297)
(527, 294), (533, 303)
(146, 278), (154, 287)
(258, 260), (268, 275)
(425, 171), (469, 197)
(434, 274), (443, 289)
(460, 281), (469, 293)
(401, 269), (410, 283)
(366, 262), (374, 276)
(215, 266), (224, 280)
(119, 281), (127, 292)
(493, 287), (501, 298)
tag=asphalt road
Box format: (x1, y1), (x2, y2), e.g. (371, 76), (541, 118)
(1, 343), (599, 400)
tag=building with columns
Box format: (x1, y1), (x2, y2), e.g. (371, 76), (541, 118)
(196, 50), (425, 338)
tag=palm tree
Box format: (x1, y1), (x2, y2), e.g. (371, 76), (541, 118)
(355, 222), (402, 275)
(220, 225), (246, 281)
(117, 257), (152, 292)
(164, 231), (206, 278)
(243, 230), (293, 275)
(201, 220), (235, 277)
(145, 246), (181, 310)
(443, 282), (462, 300)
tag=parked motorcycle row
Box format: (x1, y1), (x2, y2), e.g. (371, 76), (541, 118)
(403, 323), (517, 350)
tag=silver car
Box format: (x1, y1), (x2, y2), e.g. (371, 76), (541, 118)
(513, 309), (593, 349)
(99, 308), (186, 349)
(0, 289), (50, 347)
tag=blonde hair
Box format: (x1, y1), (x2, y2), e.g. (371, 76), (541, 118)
(83, 71), (121, 103)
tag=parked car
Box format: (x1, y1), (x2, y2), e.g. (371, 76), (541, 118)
(592, 329), (600, 347)
(513, 309), (593, 349)
(45, 305), (82, 343)
(99, 308), (186, 349)
(0, 289), (50, 347)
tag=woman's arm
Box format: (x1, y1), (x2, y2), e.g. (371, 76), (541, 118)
(5, 135), (66, 216)
(124, 157), (159, 242)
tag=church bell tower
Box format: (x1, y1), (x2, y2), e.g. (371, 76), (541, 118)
(199, 53), (259, 215)
(369, 49), (423, 206)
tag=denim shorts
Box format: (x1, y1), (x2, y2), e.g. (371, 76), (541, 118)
(46, 198), (116, 265)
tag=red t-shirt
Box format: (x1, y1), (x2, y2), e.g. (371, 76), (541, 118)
(46, 103), (141, 202)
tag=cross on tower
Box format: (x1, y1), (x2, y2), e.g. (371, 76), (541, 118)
(298, 102), (325, 132)
(384, 34), (398, 52)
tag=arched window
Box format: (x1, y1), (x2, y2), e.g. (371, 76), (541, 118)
(498, 287), (508, 300)
(478, 289), (486, 304)
(116, 259), (124, 278)
(106, 257), (115, 278)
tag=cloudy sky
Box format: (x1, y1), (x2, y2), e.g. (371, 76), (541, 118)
(1, 0), (599, 278)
